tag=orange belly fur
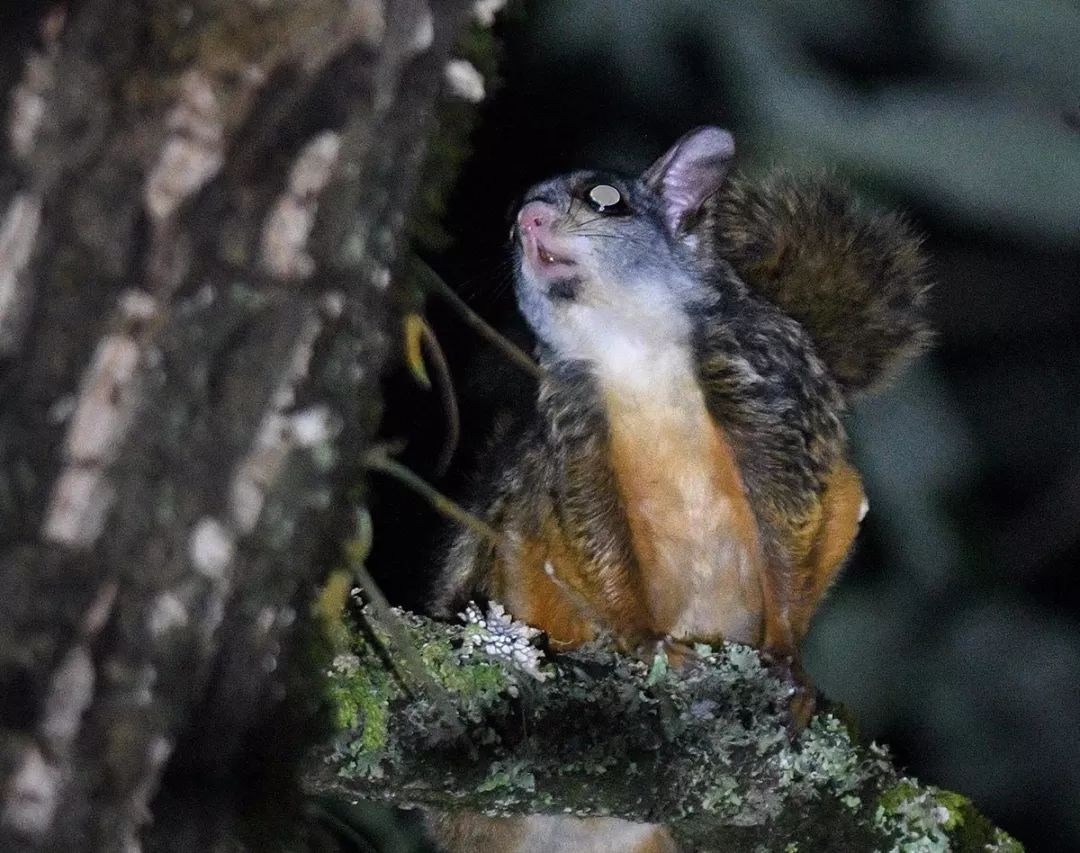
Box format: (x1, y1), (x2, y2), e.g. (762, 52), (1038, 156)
(490, 343), (769, 648)
(492, 518), (602, 649)
(604, 381), (765, 645)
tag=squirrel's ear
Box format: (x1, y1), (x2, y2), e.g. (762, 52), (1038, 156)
(642, 126), (735, 235)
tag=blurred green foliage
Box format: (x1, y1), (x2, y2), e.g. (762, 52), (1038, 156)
(537, 0), (1080, 246)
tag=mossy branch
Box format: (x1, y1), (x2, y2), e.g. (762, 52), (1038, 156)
(306, 609), (1022, 853)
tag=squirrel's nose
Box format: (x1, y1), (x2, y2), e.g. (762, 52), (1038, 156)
(517, 201), (557, 234)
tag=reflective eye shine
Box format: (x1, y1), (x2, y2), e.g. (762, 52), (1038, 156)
(587, 183), (622, 212)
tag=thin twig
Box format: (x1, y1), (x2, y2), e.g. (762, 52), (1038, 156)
(345, 504), (464, 735)
(363, 449), (503, 546)
(420, 320), (461, 477)
(402, 312), (460, 475)
(402, 313), (432, 389)
(353, 566), (465, 736)
(411, 255), (546, 382)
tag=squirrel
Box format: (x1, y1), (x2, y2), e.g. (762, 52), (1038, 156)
(427, 127), (928, 851)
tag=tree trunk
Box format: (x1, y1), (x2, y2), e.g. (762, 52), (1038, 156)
(0, 1), (470, 850)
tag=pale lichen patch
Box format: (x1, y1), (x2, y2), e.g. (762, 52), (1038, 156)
(117, 290), (160, 323)
(0, 745), (60, 837)
(42, 468), (116, 549)
(371, 265), (391, 290)
(874, 779), (1025, 853)
(444, 59), (485, 103)
(874, 780), (953, 853)
(409, 6), (435, 55)
(229, 311), (324, 533)
(260, 131), (342, 279)
(472, 0), (507, 27)
(127, 736), (174, 837)
(144, 69), (225, 222)
(43, 290), (160, 548)
(64, 335), (142, 464)
(0, 193), (43, 354)
(319, 290), (346, 319)
(460, 601), (550, 682)
(290, 405), (339, 449)
(39, 646), (95, 751)
(188, 517), (236, 580)
(148, 592), (190, 637)
(81, 583), (119, 637)
(229, 477), (265, 536)
(9, 69), (47, 160)
(8, 6), (64, 160)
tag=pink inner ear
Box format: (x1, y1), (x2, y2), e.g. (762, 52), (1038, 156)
(646, 127), (735, 234)
(662, 184), (701, 234)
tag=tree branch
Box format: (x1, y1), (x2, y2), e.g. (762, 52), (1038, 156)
(311, 607), (1023, 853)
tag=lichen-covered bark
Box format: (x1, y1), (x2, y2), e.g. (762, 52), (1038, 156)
(313, 607), (1023, 853)
(0, 1), (471, 850)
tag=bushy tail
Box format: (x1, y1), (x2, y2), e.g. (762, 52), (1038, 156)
(705, 171), (932, 397)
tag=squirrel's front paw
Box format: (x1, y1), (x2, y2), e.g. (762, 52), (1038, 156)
(621, 634), (700, 670)
(654, 635), (700, 669)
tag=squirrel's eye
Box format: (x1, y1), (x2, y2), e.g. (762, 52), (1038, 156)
(586, 184), (625, 213)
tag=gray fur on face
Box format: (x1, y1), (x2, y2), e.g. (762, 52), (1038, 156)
(512, 170), (707, 353)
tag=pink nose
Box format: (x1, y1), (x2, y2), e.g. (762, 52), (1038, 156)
(517, 201), (557, 233)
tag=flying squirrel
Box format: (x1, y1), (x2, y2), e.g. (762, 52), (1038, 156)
(427, 126), (929, 852)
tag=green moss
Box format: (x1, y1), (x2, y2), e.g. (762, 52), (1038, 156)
(875, 780), (1024, 853)
(326, 657), (394, 752)
(933, 789), (1024, 852)
(477, 760), (536, 794)
(878, 780), (920, 814)
(437, 655), (509, 701)
(325, 605), (534, 781)
(987, 829), (1025, 853)
(933, 789), (971, 832)
(418, 633), (511, 716)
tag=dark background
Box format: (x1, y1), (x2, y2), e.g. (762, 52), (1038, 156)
(369, 1), (1080, 850)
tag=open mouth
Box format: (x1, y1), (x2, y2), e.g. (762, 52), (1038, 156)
(519, 230), (575, 273)
(535, 240), (572, 267)
(516, 233), (580, 299)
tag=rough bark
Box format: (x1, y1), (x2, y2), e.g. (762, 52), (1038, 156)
(311, 607), (1023, 853)
(0, 1), (470, 851)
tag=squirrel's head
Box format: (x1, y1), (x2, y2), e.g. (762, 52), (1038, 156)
(511, 127), (735, 359)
